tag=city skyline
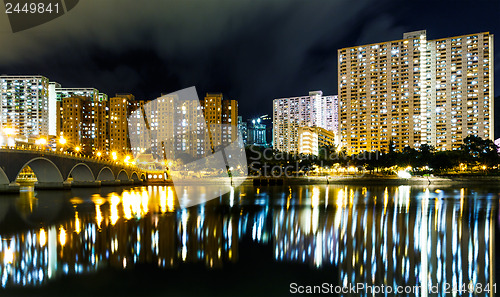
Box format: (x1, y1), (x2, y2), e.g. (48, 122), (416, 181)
(1, 27), (496, 157)
(0, 2), (498, 296)
(0, 0), (499, 123)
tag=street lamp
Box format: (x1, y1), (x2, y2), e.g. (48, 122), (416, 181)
(111, 151), (118, 161)
(75, 146), (81, 153)
(3, 127), (15, 148)
(96, 151), (102, 157)
(3, 127), (15, 136)
(36, 137), (47, 146)
(59, 136), (66, 145)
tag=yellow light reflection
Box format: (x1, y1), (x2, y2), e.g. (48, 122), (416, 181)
(336, 188), (347, 208)
(383, 187), (389, 214)
(141, 190), (149, 214)
(286, 187), (292, 210)
(110, 194), (120, 225)
(311, 187), (320, 208)
(59, 227), (67, 247)
(92, 194), (106, 228)
(39, 228), (47, 246)
(159, 188), (167, 213)
(95, 204), (103, 228)
(166, 187), (175, 212)
(75, 212), (81, 234)
(122, 191), (133, 220)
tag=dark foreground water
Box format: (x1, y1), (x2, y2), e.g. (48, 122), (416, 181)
(0, 184), (498, 297)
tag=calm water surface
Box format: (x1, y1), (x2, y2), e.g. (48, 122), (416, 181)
(0, 185), (498, 296)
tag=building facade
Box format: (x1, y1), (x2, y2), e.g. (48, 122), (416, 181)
(0, 75), (50, 139)
(109, 94), (137, 156)
(298, 126), (336, 156)
(57, 88), (108, 155)
(200, 93), (238, 151)
(129, 92), (239, 163)
(247, 118), (267, 146)
(273, 91), (338, 153)
(338, 30), (494, 154)
(237, 116), (248, 145)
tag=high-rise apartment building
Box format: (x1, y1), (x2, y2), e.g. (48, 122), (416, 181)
(201, 93), (238, 151)
(57, 88), (108, 154)
(129, 92), (239, 163)
(338, 30), (494, 154)
(60, 96), (84, 151)
(0, 75), (50, 139)
(109, 94), (137, 156)
(273, 91), (338, 153)
(130, 93), (207, 160)
(221, 97), (238, 146)
(48, 82), (61, 136)
(428, 32), (494, 151)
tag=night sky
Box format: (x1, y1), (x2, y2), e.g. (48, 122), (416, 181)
(0, 0), (499, 122)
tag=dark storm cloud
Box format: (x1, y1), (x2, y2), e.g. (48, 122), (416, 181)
(0, 0), (499, 119)
(0, 0), (382, 114)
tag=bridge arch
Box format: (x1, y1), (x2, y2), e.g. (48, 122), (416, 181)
(140, 173), (146, 181)
(116, 170), (129, 181)
(16, 157), (64, 183)
(96, 167), (114, 181)
(0, 167), (10, 185)
(131, 172), (139, 181)
(68, 163), (95, 182)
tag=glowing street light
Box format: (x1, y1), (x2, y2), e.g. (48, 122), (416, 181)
(3, 127), (15, 136)
(59, 136), (66, 145)
(75, 146), (81, 152)
(111, 151), (118, 161)
(96, 151), (102, 157)
(2, 127), (15, 148)
(124, 155), (131, 164)
(35, 138), (47, 146)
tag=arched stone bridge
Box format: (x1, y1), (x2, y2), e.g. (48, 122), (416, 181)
(0, 149), (151, 192)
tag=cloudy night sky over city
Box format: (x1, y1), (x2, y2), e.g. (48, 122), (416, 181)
(0, 0), (499, 122)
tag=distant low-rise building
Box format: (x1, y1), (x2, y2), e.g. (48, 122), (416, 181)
(298, 126), (336, 156)
(248, 118), (266, 146)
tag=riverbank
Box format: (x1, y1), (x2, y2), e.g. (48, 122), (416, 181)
(247, 175), (500, 186)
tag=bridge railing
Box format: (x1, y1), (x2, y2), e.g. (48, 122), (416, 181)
(0, 147), (143, 171)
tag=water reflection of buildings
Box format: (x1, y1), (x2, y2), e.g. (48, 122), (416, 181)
(0, 187), (239, 287)
(0, 185), (496, 295)
(271, 186), (496, 296)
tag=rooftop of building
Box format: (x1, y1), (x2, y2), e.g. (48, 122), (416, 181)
(338, 30), (491, 52)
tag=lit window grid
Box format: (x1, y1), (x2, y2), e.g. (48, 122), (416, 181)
(338, 31), (493, 154)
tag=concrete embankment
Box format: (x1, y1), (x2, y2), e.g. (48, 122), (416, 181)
(247, 175), (500, 186)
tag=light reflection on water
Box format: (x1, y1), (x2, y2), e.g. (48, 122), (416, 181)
(0, 185), (497, 296)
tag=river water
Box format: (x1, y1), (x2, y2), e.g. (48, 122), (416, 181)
(0, 184), (498, 296)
